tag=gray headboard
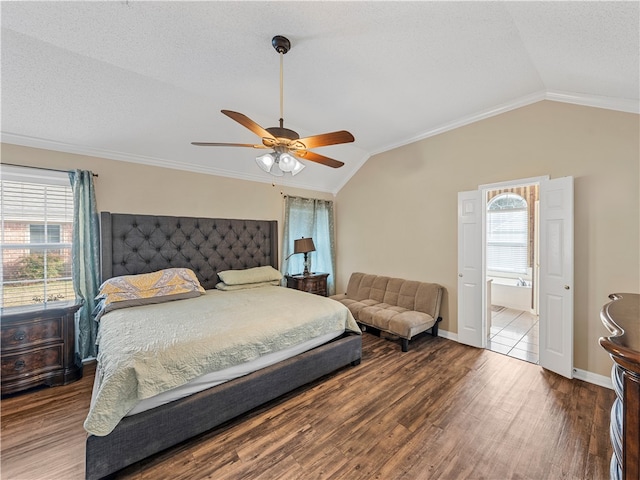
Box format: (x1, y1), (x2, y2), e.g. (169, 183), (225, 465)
(100, 212), (278, 290)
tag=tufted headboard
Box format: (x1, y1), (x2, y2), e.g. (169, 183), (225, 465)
(100, 212), (278, 290)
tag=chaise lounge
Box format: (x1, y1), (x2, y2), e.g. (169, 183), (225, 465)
(330, 272), (443, 351)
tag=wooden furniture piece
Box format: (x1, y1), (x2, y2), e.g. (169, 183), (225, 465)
(285, 272), (329, 296)
(86, 213), (361, 480)
(599, 292), (640, 480)
(1, 300), (82, 396)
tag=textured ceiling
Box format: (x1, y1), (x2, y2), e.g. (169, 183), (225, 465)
(1, 1), (638, 194)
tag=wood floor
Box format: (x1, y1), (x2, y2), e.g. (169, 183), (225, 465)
(1, 333), (615, 480)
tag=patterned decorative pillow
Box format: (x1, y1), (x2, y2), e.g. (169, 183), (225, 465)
(217, 266), (282, 286)
(94, 268), (205, 320)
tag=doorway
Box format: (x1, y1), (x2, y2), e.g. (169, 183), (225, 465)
(485, 184), (539, 364)
(457, 175), (574, 378)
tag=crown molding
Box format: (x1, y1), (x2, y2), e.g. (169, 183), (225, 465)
(331, 151), (371, 195)
(371, 91), (547, 156)
(372, 90), (639, 158)
(0, 132), (335, 194)
(545, 90), (639, 114)
(3, 89), (637, 196)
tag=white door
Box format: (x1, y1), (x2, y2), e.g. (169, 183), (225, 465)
(538, 176), (574, 378)
(533, 200), (540, 314)
(457, 190), (484, 348)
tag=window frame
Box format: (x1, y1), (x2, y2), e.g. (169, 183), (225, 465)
(1, 165), (74, 308)
(486, 193), (530, 278)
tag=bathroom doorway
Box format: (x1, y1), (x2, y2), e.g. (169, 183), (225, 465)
(485, 183), (540, 364)
(458, 175), (574, 377)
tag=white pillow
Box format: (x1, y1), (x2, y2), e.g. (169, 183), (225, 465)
(217, 266), (282, 285)
(215, 280), (281, 291)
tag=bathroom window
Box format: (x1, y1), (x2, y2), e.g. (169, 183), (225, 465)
(486, 193), (528, 275)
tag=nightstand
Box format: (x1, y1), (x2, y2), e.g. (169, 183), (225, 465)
(285, 273), (329, 296)
(1, 300), (83, 396)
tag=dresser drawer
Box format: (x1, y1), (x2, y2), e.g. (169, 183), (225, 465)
(1, 301), (82, 395)
(1, 318), (62, 350)
(301, 278), (326, 295)
(285, 273), (329, 297)
(1, 345), (63, 379)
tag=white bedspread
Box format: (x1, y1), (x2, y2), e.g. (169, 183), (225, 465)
(84, 286), (360, 436)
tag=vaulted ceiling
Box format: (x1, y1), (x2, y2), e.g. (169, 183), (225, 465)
(2, 1), (638, 194)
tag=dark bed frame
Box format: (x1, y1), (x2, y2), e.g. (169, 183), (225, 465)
(85, 212), (362, 480)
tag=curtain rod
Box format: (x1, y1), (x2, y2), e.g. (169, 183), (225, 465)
(2, 163), (98, 177)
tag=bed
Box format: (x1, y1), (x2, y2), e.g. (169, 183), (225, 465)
(85, 212), (362, 480)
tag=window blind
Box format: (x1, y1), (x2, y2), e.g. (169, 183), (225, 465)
(1, 166), (74, 308)
(486, 208), (528, 275)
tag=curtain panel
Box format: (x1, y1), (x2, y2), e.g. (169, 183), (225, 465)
(69, 170), (100, 359)
(282, 196), (336, 295)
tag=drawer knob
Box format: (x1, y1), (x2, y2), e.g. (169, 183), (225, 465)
(14, 359), (26, 370)
(13, 330), (27, 341)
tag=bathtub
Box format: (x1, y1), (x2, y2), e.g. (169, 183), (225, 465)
(488, 276), (533, 311)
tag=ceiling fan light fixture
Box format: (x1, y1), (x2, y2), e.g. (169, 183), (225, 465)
(256, 152), (276, 173)
(257, 151), (304, 177)
(278, 152), (296, 172)
(279, 152), (305, 176)
(290, 159), (306, 176)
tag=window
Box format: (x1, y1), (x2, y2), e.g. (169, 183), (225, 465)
(30, 224), (61, 244)
(486, 193), (529, 276)
(1, 166), (74, 307)
(282, 196), (336, 295)
(29, 224), (62, 256)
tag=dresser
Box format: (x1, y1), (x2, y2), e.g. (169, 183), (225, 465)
(285, 273), (329, 296)
(599, 293), (640, 480)
(1, 300), (83, 395)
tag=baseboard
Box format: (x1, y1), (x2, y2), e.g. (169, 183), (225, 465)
(438, 329), (458, 342)
(573, 368), (613, 390)
(438, 329), (613, 390)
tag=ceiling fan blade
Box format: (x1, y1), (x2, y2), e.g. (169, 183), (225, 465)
(191, 142), (268, 148)
(296, 130), (355, 149)
(221, 110), (276, 140)
(294, 150), (344, 169)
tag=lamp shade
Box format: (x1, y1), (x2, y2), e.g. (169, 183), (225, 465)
(256, 153), (276, 173)
(278, 152), (296, 172)
(290, 159), (305, 176)
(294, 237), (315, 254)
(256, 151), (304, 177)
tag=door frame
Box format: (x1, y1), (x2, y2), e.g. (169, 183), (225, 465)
(478, 175), (547, 346)
(458, 174), (575, 378)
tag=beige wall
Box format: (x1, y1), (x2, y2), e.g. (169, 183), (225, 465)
(335, 101), (639, 378)
(2, 100), (638, 378)
(0, 143), (334, 260)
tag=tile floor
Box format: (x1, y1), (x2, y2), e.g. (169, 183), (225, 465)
(488, 305), (539, 364)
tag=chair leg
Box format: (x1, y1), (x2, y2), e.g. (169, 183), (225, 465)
(432, 316), (443, 337)
(401, 338), (409, 352)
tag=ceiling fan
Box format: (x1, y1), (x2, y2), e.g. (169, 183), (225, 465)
(192, 35), (355, 176)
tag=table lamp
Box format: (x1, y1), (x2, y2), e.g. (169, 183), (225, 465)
(294, 237), (316, 276)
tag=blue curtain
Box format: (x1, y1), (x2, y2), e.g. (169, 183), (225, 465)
(282, 196), (336, 295)
(69, 170), (100, 359)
